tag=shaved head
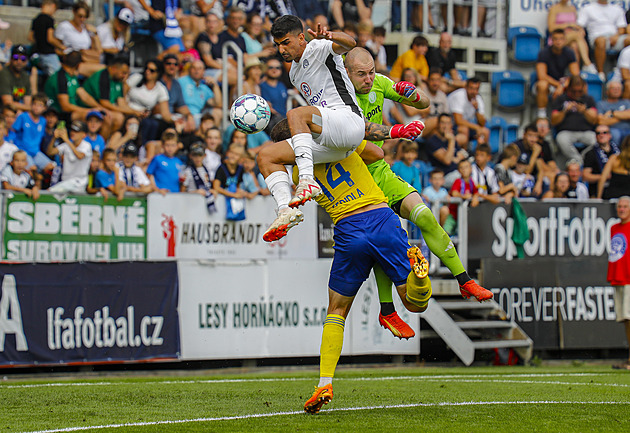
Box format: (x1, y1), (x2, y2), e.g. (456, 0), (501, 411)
(344, 47), (374, 71)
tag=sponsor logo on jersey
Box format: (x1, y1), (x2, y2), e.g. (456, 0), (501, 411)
(368, 91), (376, 103)
(301, 82), (311, 97)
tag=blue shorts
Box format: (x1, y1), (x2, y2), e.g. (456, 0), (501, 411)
(328, 207), (411, 297)
(27, 151), (55, 171)
(153, 30), (185, 51)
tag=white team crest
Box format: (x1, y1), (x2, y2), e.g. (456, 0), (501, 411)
(303, 59), (309, 68)
(610, 233), (627, 263)
(369, 91), (376, 103)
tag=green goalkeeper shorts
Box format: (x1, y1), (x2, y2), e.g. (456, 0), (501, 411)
(367, 159), (418, 212)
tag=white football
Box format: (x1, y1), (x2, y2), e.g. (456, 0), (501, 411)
(230, 94), (271, 134)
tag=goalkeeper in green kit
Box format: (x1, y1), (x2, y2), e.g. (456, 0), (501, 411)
(344, 48), (493, 339)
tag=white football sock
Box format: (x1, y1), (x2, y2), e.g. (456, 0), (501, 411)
(265, 170), (292, 211)
(291, 133), (315, 180)
(318, 377), (332, 387)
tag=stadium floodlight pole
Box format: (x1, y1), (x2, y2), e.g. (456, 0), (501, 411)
(222, 41), (244, 131)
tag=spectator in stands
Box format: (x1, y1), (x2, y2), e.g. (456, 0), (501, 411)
(213, 7), (249, 71)
(565, 159), (590, 199)
(493, 144), (520, 205)
(512, 122), (555, 197)
(195, 11), (235, 84)
(293, 0), (326, 30)
(143, 0), (185, 59)
(160, 54), (195, 137)
(543, 172), (571, 199)
(203, 126), (222, 179)
(47, 120), (93, 193)
(447, 76), (489, 150)
(366, 26), (388, 74)
(242, 13), (276, 60)
(147, 128), (185, 193)
(0, 119), (18, 173)
(597, 81), (630, 146)
(471, 143), (501, 204)
(389, 35), (429, 82)
(598, 135), (630, 199)
(222, 123), (271, 155)
(28, 0), (64, 77)
(1, 150), (39, 200)
(80, 55), (133, 137)
(0, 45), (32, 112)
(95, 148), (125, 200)
(331, 0), (373, 28)
(421, 169), (451, 231)
(261, 57), (289, 132)
(181, 142), (216, 208)
(547, 0), (595, 73)
(514, 157), (537, 198)
(213, 146), (247, 201)
(427, 32), (464, 93)
(117, 143), (153, 195)
(179, 59), (222, 126)
(583, 124), (620, 197)
(97, 8), (134, 65)
(427, 113), (468, 187)
(397, 68), (425, 126)
(108, 115), (141, 155)
(551, 74), (598, 165)
(614, 44), (630, 99)
(240, 150), (267, 198)
(2, 107), (18, 145)
(392, 141), (421, 190)
(85, 110), (106, 157)
(450, 159), (479, 220)
(44, 51), (100, 123)
(190, 0), (229, 35)
(535, 28), (580, 119)
(12, 93), (55, 175)
(577, 0), (629, 81)
(240, 57), (265, 98)
(55, 2), (102, 66)
(127, 59), (174, 144)
(421, 69), (449, 138)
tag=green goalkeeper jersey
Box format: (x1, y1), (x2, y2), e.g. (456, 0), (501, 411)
(354, 73), (407, 148)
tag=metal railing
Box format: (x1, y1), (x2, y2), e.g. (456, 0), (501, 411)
(221, 41), (244, 131)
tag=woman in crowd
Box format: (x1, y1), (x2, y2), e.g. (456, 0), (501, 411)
(543, 172), (570, 199)
(598, 135), (630, 199)
(547, 0), (595, 72)
(126, 59), (174, 146)
(241, 13), (276, 59)
(108, 115), (142, 154)
(55, 2), (102, 66)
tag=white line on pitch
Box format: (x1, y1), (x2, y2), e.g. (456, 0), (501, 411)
(1, 372), (619, 389)
(17, 401), (630, 433)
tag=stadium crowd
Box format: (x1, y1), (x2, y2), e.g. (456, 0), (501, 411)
(0, 0), (628, 231)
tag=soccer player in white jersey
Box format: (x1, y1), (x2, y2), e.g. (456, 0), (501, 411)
(259, 15), (423, 242)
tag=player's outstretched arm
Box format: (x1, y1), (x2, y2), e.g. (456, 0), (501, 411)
(307, 23), (356, 55)
(393, 81), (430, 110)
(365, 120), (425, 142)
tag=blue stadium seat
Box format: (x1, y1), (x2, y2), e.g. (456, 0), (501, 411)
(580, 72), (603, 102)
(508, 26), (543, 63)
(504, 123), (519, 145)
(487, 116), (507, 155)
(491, 70), (527, 111)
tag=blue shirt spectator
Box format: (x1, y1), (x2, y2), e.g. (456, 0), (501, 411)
(147, 153), (184, 192)
(85, 134), (106, 157)
(95, 169), (116, 188)
(392, 160), (421, 190)
(178, 74), (213, 116)
(261, 79), (288, 117)
(12, 112), (46, 157)
(222, 124), (271, 153)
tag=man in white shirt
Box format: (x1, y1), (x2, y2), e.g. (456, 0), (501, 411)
(447, 76), (489, 150)
(257, 15), (424, 242)
(566, 159), (590, 200)
(577, 0), (630, 80)
(47, 120), (92, 193)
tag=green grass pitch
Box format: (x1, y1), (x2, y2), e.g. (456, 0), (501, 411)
(1, 364), (629, 432)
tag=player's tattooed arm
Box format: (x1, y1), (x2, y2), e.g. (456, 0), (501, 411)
(364, 121), (392, 141)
